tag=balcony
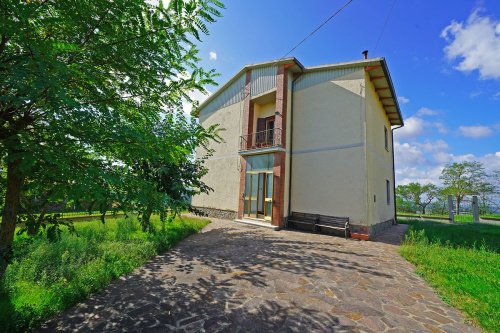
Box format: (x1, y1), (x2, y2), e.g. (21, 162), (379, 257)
(239, 128), (282, 152)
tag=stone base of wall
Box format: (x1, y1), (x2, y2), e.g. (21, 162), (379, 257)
(349, 224), (369, 234)
(350, 218), (395, 237)
(192, 207), (237, 220)
(369, 218), (395, 236)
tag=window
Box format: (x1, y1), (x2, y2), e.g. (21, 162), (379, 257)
(386, 180), (391, 205)
(384, 126), (389, 151)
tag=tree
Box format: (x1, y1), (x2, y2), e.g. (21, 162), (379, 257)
(130, 113), (221, 231)
(396, 182), (439, 215)
(476, 170), (500, 215)
(0, 0), (224, 275)
(440, 161), (488, 214)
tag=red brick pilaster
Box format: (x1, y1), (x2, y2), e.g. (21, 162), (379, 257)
(238, 71), (252, 219)
(272, 151), (286, 227)
(272, 65), (288, 228)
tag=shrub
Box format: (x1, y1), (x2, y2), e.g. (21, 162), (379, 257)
(0, 216), (209, 332)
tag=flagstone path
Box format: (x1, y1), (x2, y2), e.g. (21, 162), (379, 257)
(38, 218), (480, 332)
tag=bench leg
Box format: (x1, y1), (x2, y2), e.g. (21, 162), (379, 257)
(344, 228), (347, 240)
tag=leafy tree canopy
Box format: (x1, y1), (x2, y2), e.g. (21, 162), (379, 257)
(0, 0), (224, 273)
(440, 161), (490, 214)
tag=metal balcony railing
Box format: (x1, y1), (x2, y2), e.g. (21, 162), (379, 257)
(239, 128), (282, 151)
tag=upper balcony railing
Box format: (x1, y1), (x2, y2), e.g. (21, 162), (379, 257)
(239, 128), (282, 152)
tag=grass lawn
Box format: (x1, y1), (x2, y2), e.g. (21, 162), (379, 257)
(0, 215), (210, 332)
(399, 219), (500, 332)
(398, 212), (500, 222)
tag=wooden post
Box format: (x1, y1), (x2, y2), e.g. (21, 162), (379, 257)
(472, 195), (479, 223)
(447, 195), (454, 223)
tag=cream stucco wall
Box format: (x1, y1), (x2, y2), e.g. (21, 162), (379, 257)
(364, 73), (396, 224)
(192, 101), (242, 212)
(290, 69), (368, 225)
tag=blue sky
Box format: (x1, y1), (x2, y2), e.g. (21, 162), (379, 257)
(192, 0), (500, 185)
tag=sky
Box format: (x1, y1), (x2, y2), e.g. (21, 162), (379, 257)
(189, 0), (500, 186)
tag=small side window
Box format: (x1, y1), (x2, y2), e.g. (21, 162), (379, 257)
(386, 180), (391, 205)
(384, 126), (389, 151)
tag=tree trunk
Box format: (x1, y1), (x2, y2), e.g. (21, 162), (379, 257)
(422, 205), (426, 215)
(0, 155), (23, 276)
(141, 208), (153, 232)
(456, 196), (461, 215)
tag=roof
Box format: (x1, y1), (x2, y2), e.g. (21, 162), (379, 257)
(195, 57), (403, 126)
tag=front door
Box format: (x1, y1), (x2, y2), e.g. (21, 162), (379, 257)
(244, 171), (273, 221)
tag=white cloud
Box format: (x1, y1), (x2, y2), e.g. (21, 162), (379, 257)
(434, 122), (448, 134)
(416, 107), (438, 116)
(394, 141), (427, 166)
(458, 125), (493, 138)
(209, 51), (217, 60)
(394, 137), (500, 185)
(394, 113), (449, 140)
(396, 166), (445, 186)
(394, 116), (425, 140)
(182, 89), (211, 117)
(441, 9), (500, 79)
(417, 139), (449, 152)
(493, 92), (500, 100)
(398, 96), (410, 104)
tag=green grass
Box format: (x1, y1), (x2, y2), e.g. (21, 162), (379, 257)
(397, 211), (500, 223)
(482, 214), (500, 220)
(399, 219), (500, 332)
(0, 215), (209, 332)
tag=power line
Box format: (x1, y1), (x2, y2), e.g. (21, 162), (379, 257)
(373, 0), (398, 53)
(281, 0), (355, 59)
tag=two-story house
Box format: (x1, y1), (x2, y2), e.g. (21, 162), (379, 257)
(192, 55), (404, 236)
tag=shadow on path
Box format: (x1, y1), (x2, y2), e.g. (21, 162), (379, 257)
(38, 220), (478, 333)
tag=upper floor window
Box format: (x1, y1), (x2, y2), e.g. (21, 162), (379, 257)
(384, 126), (389, 151)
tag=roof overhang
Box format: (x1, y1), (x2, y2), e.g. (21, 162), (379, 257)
(193, 57), (304, 117)
(194, 57), (403, 127)
(303, 58), (403, 126)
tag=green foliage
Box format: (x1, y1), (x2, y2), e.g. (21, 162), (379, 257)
(0, 0), (224, 263)
(400, 220), (500, 332)
(16, 214), (77, 242)
(0, 215), (209, 332)
(440, 161), (490, 214)
(396, 182), (439, 214)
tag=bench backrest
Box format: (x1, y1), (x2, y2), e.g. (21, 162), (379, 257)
(318, 215), (349, 225)
(291, 212), (318, 221)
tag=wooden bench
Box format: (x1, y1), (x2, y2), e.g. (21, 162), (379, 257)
(316, 215), (350, 239)
(287, 212), (318, 231)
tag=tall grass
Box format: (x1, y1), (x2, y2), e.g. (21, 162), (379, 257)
(0, 216), (209, 332)
(399, 220), (500, 332)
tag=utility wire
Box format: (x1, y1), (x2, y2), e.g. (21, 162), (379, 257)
(281, 0), (355, 59)
(373, 0), (398, 53)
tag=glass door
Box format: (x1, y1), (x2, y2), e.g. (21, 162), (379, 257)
(244, 171), (273, 221)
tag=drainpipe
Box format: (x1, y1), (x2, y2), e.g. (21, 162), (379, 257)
(391, 124), (403, 224)
(287, 71), (304, 222)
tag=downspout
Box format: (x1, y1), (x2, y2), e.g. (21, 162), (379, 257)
(287, 71), (304, 221)
(391, 124), (403, 224)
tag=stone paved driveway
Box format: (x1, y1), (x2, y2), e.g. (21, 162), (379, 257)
(39, 219), (480, 332)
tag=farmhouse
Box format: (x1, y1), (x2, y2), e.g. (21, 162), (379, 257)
(192, 54), (404, 236)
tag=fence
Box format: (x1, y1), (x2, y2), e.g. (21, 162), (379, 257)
(397, 195), (481, 223)
(448, 195), (480, 223)
(58, 210), (118, 219)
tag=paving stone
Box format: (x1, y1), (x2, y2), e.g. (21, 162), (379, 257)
(37, 218), (481, 333)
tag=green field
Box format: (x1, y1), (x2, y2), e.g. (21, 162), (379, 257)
(397, 212), (500, 222)
(0, 216), (209, 332)
(399, 219), (500, 332)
